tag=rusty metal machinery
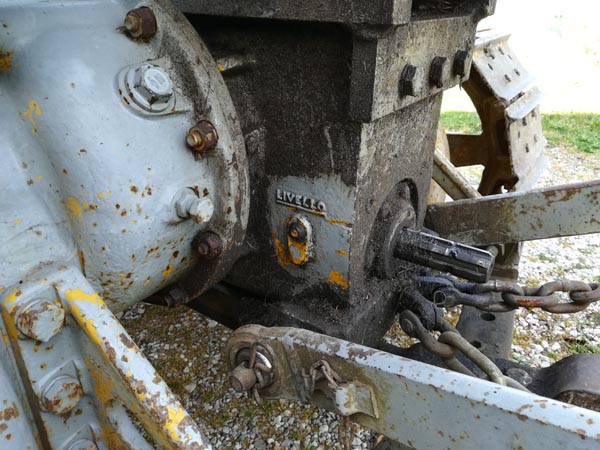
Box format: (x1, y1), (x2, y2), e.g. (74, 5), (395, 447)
(1, 0), (600, 449)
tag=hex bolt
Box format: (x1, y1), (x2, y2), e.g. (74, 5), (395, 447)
(67, 439), (98, 450)
(16, 299), (65, 342)
(288, 218), (308, 243)
(124, 6), (157, 40)
(40, 375), (83, 415)
(174, 188), (214, 224)
(229, 363), (257, 392)
(127, 64), (174, 113)
(186, 120), (219, 153)
(192, 231), (223, 259)
(453, 50), (470, 77)
(399, 64), (424, 97)
(429, 56), (448, 88)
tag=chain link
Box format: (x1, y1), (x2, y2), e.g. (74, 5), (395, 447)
(418, 276), (600, 314)
(399, 311), (530, 391)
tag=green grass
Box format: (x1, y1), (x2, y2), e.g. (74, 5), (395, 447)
(441, 111), (600, 153)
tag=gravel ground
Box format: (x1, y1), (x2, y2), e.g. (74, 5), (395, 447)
(121, 145), (600, 450)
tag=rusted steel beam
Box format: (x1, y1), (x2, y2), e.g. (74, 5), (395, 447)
(426, 179), (600, 245)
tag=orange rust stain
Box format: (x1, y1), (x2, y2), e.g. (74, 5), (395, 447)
(328, 271), (349, 289)
(275, 239), (293, 267)
(328, 218), (351, 226)
(335, 249), (348, 256)
(162, 264), (173, 277)
(0, 51), (12, 72)
(288, 239), (308, 265)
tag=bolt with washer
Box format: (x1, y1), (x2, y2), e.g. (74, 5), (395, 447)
(192, 231), (223, 259)
(40, 375), (83, 415)
(124, 6), (157, 40)
(125, 64), (174, 113)
(186, 120), (219, 153)
(16, 298), (65, 342)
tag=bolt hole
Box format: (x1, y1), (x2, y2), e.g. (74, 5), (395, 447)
(471, 340), (483, 349)
(480, 312), (496, 322)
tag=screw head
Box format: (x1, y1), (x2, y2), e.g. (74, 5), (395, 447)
(193, 231), (223, 259)
(453, 50), (470, 77)
(429, 56), (448, 88)
(40, 375), (83, 415)
(399, 64), (424, 97)
(186, 120), (219, 153)
(124, 7), (157, 40)
(16, 299), (64, 342)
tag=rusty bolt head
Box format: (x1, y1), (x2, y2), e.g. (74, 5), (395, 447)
(399, 64), (424, 97)
(453, 50), (470, 77)
(429, 56), (448, 88)
(40, 375), (83, 415)
(288, 218), (307, 243)
(229, 363), (258, 392)
(193, 231), (223, 259)
(16, 299), (64, 342)
(186, 120), (219, 153)
(124, 7), (157, 40)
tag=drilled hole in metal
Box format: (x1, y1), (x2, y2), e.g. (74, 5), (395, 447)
(480, 312), (496, 322)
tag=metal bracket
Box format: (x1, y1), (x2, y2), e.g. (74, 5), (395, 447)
(228, 325), (600, 450)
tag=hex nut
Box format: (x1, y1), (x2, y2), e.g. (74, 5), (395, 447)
(186, 120), (219, 153)
(126, 64), (174, 113)
(40, 375), (83, 415)
(399, 64), (424, 97)
(453, 50), (470, 77)
(124, 7), (157, 40)
(193, 231), (223, 259)
(429, 56), (448, 88)
(174, 188), (214, 224)
(16, 299), (65, 342)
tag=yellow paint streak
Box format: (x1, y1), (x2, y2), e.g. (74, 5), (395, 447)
(328, 271), (349, 289)
(162, 264), (173, 277)
(275, 239), (293, 267)
(0, 51), (12, 72)
(164, 405), (187, 441)
(328, 218), (351, 226)
(12, 219), (21, 225)
(335, 249), (348, 256)
(217, 64), (225, 72)
(35, 175), (42, 180)
(20, 100), (42, 126)
(2, 287), (22, 313)
(143, 277), (151, 287)
(65, 196), (83, 218)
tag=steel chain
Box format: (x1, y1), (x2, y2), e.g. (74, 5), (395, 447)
(419, 276), (600, 314)
(399, 311), (530, 392)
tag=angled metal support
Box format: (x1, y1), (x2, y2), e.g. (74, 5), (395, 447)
(426, 179), (600, 245)
(227, 325), (600, 450)
(0, 265), (211, 450)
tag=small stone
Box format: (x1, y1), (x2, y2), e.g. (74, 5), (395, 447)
(184, 382), (197, 393)
(254, 439), (266, 450)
